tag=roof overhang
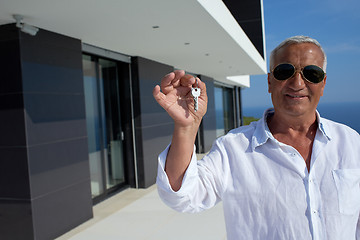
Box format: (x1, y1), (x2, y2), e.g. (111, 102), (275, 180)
(226, 75), (250, 88)
(0, 0), (266, 86)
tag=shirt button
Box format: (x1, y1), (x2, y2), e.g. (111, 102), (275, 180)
(291, 153), (296, 157)
(309, 179), (313, 183)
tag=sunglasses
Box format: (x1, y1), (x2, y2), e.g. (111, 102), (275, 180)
(271, 63), (325, 84)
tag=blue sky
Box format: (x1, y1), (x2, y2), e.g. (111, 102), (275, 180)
(242, 0), (360, 108)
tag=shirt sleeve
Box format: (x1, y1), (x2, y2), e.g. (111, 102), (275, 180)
(156, 139), (229, 213)
(156, 143), (201, 213)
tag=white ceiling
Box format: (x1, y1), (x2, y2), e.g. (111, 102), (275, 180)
(0, 0), (267, 85)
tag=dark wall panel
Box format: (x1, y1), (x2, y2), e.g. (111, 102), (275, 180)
(20, 26), (92, 240)
(0, 106), (26, 147)
(131, 57), (174, 188)
(0, 24), (32, 240)
(0, 147), (30, 199)
(0, 25), (23, 94)
(199, 75), (217, 152)
(0, 24), (92, 240)
(0, 199), (34, 240)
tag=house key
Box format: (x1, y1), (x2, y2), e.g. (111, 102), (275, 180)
(191, 78), (201, 112)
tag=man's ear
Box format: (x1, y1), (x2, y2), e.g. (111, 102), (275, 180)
(320, 75), (327, 96)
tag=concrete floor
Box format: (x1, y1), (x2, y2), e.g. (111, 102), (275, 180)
(56, 184), (226, 240)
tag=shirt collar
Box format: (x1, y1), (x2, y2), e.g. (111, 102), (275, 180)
(251, 108), (274, 151)
(251, 108), (331, 151)
(316, 110), (332, 141)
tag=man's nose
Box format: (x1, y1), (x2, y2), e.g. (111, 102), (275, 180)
(287, 71), (306, 89)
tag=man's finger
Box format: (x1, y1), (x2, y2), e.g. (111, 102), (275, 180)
(171, 70), (186, 88)
(197, 78), (207, 95)
(179, 74), (196, 87)
(153, 85), (167, 109)
(160, 72), (175, 94)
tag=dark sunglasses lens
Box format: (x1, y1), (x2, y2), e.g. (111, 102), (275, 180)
(303, 65), (325, 83)
(273, 64), (295, 80)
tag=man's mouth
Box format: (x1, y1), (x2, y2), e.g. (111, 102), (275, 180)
(286, 94), (307, 98)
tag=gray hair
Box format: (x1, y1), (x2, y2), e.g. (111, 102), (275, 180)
(269, 35), (327, 72)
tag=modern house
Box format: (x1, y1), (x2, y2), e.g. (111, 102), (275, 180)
(0, 0), (266, 239)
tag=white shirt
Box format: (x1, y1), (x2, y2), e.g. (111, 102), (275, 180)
(156, 109), (360, 240)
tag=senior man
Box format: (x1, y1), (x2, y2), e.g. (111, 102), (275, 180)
(153, 36), (360, 240)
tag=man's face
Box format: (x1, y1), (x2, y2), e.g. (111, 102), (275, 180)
(268, 43), (327, 119)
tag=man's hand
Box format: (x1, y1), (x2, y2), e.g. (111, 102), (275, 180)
(153, 70), (208, 128)
(153, 70), (208, 191)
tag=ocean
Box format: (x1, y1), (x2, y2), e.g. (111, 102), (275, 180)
(243, 101), (360, 134)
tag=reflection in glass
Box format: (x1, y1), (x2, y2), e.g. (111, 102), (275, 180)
(83, 55), (104, 197)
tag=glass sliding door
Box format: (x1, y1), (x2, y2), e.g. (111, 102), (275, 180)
(82, 55), (126, 199)
(99, 59), (125, 189)
(223, 87), (235, 133)
(215, 85), (235, 137)
(215, 86), (225, 137)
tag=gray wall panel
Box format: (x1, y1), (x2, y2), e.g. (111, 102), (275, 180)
(131, 57), (174, 188)
(31, 181), (93, 240)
